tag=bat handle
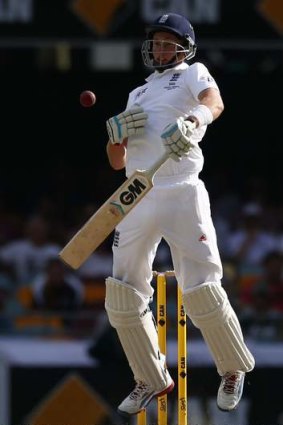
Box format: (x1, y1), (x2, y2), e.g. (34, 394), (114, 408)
(146, 152), (169, 180)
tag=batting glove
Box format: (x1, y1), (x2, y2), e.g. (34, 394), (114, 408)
(106, 106), (148, 145)
(161, 117), (196, 162)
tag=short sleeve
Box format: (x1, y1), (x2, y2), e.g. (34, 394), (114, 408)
(185, 62), (220, 101)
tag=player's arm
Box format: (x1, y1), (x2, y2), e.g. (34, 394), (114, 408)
(187, 87), (224, 127)
(106, 138), (128, 170)
(105, 105), (148, 170)
(160, 88), (224, 162)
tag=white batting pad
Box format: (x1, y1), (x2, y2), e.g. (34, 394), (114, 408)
(105, 277), (170, 390)
(183, 282), (255, 376)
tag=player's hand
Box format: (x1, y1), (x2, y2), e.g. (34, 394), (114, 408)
(106, 106), (148, 145)
(161, 118), (196, 162)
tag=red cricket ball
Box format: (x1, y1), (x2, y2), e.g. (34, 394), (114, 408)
(79, 90), (96, 107)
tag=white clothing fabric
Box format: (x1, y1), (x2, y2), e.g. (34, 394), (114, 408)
(112, 60), (222, 298)
(113, 179), (222, 299)
(125, 62), (219, 178)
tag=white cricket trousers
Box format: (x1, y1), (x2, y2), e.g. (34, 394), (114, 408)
(112, 177), (223, 299)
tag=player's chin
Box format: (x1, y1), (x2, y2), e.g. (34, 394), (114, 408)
(154, 61), (168, 67)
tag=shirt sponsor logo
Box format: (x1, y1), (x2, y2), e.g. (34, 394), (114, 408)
(164, 73), (181, 90)
(135, 87), (148, 100)
(200, 75), (215, 83)
(170, 73), (181, 82)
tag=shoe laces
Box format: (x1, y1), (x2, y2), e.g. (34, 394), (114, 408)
(222, 372), (241, 394)
(129, 381), (151, 401)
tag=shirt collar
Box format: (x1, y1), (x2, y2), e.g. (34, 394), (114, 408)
(145, 62), (189, 82)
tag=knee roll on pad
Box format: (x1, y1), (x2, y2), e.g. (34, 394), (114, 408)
(105, 276), (150, 328)
(183, 282), (255, 375)
(105, 277), (169, 389)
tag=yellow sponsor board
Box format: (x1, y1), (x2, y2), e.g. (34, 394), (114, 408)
(72, 0), (124, 35)
(258, 0), (283, 34)
(26, 374), (112, 425)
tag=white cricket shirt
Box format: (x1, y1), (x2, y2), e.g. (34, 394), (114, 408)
(125, 61), (219, 182)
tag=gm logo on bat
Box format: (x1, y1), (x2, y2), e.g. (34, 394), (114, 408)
(109, 176), (149, 217)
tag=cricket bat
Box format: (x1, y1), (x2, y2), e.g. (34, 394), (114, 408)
(59, 152), (169, 269)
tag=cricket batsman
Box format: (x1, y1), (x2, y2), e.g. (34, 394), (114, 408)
(104, 12), (255, 418)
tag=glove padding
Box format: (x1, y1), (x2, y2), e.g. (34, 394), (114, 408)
(161, 117), (196, 162)
(106, 106), (148, 145)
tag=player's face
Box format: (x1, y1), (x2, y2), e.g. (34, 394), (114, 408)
(152, 32), (184, 66)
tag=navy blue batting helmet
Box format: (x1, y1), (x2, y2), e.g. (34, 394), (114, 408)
(146, 13), (195, 44)
(142, 13), (197, 70)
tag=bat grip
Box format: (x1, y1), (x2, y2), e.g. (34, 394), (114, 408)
(146, 152), (169, 180)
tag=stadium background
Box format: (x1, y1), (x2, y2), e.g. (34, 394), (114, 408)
(0, 1), (282, 424)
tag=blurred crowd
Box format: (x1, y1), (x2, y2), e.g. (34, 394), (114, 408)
(0, 173), (283, 343)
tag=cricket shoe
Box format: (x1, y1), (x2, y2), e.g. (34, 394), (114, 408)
(117, 373), (174, 417)
(217, 371), (245, 411)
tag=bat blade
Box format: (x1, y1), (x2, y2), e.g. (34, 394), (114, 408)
(59, 170), (153, 269)
(59, 152), (169, 269)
